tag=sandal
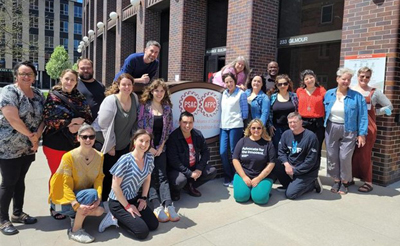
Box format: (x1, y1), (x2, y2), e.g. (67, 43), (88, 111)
(338, 183), (349, 195)
(347, 180), (355, 186)
(331, 181), (341, 193)
(50, 207), (66, 220)
(358, 183), (373, 193)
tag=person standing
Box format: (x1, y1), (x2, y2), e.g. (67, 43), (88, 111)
(0, 61), (45, 235)
(265, 61), (279, 90)
(244, 75), (270, 126)
(77, 58), (105, 119)
(114, 41), (161, 84)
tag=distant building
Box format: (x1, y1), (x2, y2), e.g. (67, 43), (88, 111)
(0, 0), (82, 88)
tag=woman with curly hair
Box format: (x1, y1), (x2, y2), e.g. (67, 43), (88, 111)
(212, 56), (250, 90)
(232, 119), (275, 205)
(137, 79), (179, 222)
(93, 73), (139, 202)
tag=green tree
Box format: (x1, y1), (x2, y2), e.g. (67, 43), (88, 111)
(46, 45), (72, 81)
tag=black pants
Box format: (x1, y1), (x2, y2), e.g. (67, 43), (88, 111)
(273, 162), (316, 200)
(0, 155), (35, 221)
(149, 152), (172, 208)
(109, 197), (159, 240)
(168, 164), (217, 191)
(102, 144), (130, 201)
(303, 117), (325, 167)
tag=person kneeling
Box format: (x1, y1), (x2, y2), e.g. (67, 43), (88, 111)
(232, 119), (275, 205)
(274, 112), (322, 199)
(48, 124), (105, 243)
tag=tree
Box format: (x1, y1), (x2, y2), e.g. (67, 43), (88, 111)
(46, 45), (72, 81)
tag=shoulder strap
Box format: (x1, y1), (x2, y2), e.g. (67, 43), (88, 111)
(52, 90), (80, 116)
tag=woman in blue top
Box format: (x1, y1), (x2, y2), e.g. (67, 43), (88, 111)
(324, 67), (368, 194)
(98, 129), (158, 240)
(244, 75), (270, 127)
(220, 73), (248, 187)
(267, 74), (298, 151)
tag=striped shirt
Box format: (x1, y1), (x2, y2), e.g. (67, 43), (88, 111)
(108, 152), (154, 200)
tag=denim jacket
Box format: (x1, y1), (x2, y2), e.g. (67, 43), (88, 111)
(244, 89), (270, 126)
(323, 88), (368, 136)
(268, 91), (298, 127)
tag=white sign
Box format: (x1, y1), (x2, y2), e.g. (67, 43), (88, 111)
(344, 54), (386, 91)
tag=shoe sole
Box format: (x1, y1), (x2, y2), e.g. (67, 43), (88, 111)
(10, 218), (37, 224)
(98, 213), (116, 233)
(1, 229), (19, 235)
(316, 177), (323, 194)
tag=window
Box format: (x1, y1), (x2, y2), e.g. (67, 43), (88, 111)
(45, 0), (54, 13)
(45, 19), (53, 30)
(45, 36), (53, 48)
(74, 23), (82, 35)
(29, 51), (38, 64)
(30, 0), (38, 10)
(29, 34), (38, 47)
(60, 22), (68, 32)
(74, 40), (80, 51)
(61, 4), (68, 15)
(30, 16), (38, 28)
(61, 38), (69, 49)
(74, 6), (82, 18)
(321, 5), (333, 24)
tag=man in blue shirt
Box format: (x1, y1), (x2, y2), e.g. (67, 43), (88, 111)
(114, 40), (160, 84)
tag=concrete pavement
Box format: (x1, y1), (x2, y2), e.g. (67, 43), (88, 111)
(1, 147), (400, 246)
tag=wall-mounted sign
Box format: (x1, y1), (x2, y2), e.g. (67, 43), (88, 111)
(278, 30), (341, 47)
(344, 53), (386, 92)
(205, 46), (226, 55)
(169, 82), (224, 143)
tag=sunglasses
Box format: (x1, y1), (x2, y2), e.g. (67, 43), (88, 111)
(79, 135), (96, 140)
(251, 127), (262, 130)
(360, 75), (370, 79)
(277, 82), (289, 87)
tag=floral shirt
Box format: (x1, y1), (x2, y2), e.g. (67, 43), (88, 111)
(0, 85), (45, 159)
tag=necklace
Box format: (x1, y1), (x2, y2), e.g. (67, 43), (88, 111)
(82, 151), (94, 163)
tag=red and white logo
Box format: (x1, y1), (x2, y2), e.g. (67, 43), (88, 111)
(179, 91), (200, 114)
(200, 92), (219, 117)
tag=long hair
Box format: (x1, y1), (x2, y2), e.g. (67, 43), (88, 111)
(300, 69), (320, 88)
(131, 129), (154, 152)
(246, 74), (267, 93)
(140, 79), (172, 106)
(244, 119), (271, 141)
(53, 69), (79, 91)
(222, 56), (250, 78)
(267, 74), (294, 96)
(105, 73), (135, 96)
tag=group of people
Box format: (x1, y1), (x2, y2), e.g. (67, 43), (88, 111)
(0, 40), (393, 243)
(214, 57), (393, 205)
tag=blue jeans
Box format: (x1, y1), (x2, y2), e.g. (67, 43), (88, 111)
(220, 128), (243, 183)
(50, 188), (99, 217)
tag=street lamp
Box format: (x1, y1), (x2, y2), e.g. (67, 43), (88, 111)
(82, 36), (89, 42)
(130, 0), (141, 7)
(88, 29), (95, 36)
(109, 11), (118, 20)
(79, 41), (85, 46)
(97, 22), (104, 30)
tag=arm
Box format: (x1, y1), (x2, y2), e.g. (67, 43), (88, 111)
(292, 136), (319, 176)
(166, 136), (193, 177)
(111, 175), (141, 217)
(357, 95), (368, 136)
(93, 154), (105, 201)
(1, 106), (38, 140)
(233, 158), (251, 187)
(260, 95), (270, 126)
(252, 162), (275, 187)
(137, 104), (146, 129)
(373, 89), (393, 116)
(239, 92), (249, 120)
(137, 175), (151, 211)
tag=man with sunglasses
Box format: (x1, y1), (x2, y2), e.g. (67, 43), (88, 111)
(273, 112), (322, 199)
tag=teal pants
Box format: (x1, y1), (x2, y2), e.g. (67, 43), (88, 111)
(233, 173), (273, 205)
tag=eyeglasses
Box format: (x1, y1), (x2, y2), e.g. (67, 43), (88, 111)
(277, 82), (289, 87)
(360, 75), (371, 79)
(18, 73), (34, 77)
(251, 127), (262, 130)
(79, 135), (96, 140)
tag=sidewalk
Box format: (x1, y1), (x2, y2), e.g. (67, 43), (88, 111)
(1, 147), (400, 246)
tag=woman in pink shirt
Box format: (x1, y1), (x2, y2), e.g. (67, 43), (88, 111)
(212, 56), (250, 90)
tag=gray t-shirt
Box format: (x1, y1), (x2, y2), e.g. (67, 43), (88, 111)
(114, 94), (137, 150)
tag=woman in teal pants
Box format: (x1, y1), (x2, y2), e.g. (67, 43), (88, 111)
(232, 119), (276, 205)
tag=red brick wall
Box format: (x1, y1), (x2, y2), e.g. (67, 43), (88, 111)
(226, 0), (279, 76)
(168, 0), (207, 81)
(341, 0), (400, 185)
(136, 7), (161, 52)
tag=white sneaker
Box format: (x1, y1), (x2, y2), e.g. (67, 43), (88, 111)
(165, 204), (180, 222)
(68, 228), (95, 243)
(154, 205), (169, 222)
(98, 211), (118, 233)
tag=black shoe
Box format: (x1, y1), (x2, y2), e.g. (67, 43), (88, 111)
(11, 212), (37, 224)
(184, 183), (201, 197)
(0, 220), (19, 235)
(171, 190), (181, 201)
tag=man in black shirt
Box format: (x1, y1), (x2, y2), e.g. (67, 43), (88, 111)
(265, 61), (279, 91)
(274, 112), (323, 199)
(77, 58), (105, 119)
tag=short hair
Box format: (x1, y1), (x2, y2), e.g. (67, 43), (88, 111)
(357, 66), (373, 76)
(13, 61), (37, 78)
(268, 61), (279, 69)
(244, 119), (270, 141)
(336, 67), (354, 77)
(300, 69), (320, 88)
(146, 40), (161, 49)
(179, 111), (194, 122)
(77, 58), (93, 68)
(131, 129), (154, 152)
(78, 123), (96, 136)
(222, 72), (237, 85)
(287, 112), (302, 121)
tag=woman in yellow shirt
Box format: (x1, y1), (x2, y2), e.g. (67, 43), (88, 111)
(48, 124), (105, 243)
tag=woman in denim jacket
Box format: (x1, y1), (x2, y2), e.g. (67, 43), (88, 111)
(244, 75), (270, 127)
(324, 67), (368, 195)
(267, 75), (298, 151)
(137, 79), (179, 223)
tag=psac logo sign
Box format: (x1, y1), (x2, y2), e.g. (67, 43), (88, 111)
(170, 83), (223, 141)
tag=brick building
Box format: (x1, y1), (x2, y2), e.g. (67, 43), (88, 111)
(82, 0), (400, 185)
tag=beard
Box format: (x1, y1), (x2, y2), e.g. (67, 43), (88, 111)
(79, 72), (93, 80)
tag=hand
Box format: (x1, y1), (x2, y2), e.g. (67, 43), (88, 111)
(251, 177), (261, 187)
(191, 170), (202, 181)
(149, 148), (157, 156)
(284, 162), (294, 176)
(88, 199), (101, 210)
(137, 199), (147, 211)
(357, 135), (366, 148)
(28, 132), (39, 143)
(155, 147), (163, 157)
(269, 126), (276, 137)
(31, 141), (39, 152)
(126, 204), (141, 218)
(70, 117), (85, 125)
(237, 84), (246, 90)
(79, 204), (92, 216)
(108, 147), (116, 156)
(140, 74), (150, 84)
(68, 124), (81, 134)
(384, 108), (392, 116)
(243, 176), (252, 187)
